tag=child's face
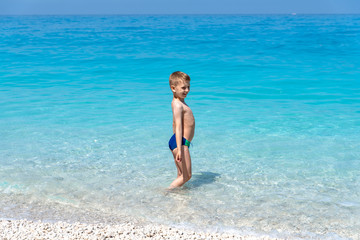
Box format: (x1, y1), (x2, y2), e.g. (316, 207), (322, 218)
(172, 81), (190, 99)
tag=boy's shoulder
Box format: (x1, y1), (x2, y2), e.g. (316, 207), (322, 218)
(172, 99), (184, 110)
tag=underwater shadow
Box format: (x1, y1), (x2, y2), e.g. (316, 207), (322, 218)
(188, 171), (220, 188)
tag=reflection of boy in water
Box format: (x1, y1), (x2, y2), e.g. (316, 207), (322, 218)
(168, 71), (195, 189)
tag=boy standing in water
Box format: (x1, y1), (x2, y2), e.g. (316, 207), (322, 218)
(168, 71), (195, 189)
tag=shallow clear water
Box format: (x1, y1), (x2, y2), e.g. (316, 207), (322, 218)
(1, 15), (360, 239)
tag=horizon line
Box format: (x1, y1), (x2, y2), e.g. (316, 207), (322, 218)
(1, 13), (360, 16)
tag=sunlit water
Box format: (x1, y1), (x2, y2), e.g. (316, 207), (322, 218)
(1, 15), (360, 239)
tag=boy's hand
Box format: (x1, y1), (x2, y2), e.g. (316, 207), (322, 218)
(176, 151), (182, 162)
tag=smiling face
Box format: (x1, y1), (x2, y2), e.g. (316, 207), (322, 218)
(171, 81), (190, 100)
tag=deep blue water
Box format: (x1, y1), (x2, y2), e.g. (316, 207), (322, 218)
(1, 15), (360, 239)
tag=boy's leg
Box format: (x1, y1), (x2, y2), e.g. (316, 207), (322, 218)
(181, 146), (192, 182)
(172, 149), (182, 177)
(169, 148), (183, 188)
(169, 146), (192, 188)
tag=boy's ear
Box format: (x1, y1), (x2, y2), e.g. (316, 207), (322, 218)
(171, 85), (176, 92)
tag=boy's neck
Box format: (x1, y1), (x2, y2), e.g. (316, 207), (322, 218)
(173, 96), (185, 103)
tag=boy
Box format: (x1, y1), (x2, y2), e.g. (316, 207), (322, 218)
(168, 71), (195, 189)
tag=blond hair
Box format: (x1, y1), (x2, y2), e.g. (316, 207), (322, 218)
(169, 71), (190, 87)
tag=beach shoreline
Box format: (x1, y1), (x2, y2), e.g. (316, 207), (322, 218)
(1, 15), (360, 240)
(0, 219), (281, 240)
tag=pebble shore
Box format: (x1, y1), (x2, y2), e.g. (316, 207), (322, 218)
(0, 219), (281, 240)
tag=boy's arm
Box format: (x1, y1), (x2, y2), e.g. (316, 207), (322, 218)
(173, 102), (183, 162)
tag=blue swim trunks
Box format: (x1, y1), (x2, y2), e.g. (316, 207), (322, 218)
(168, 134), (191, 151)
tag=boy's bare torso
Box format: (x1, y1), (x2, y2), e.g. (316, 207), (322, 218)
(172, 99), (195, 142)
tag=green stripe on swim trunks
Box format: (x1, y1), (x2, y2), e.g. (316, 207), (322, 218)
(184, 139), (191, 147)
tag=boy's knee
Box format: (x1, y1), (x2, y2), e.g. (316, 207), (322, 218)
(184, 174), (191, 183)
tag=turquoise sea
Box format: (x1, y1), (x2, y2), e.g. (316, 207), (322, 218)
(1, 15), (360, 239)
